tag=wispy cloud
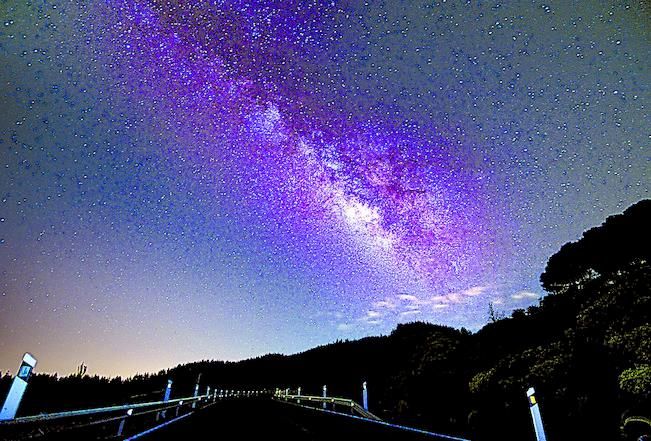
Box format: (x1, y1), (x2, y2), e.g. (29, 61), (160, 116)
(355, 285), (491, 327)
(430, 285), (490, 306)
(337, 323), (353, 331)
(511, 291), (539, 300)
(461, 286), (488, 297)
(372, 298), (398, 310)
(366, 310), (381, 318)
(399, 309), (421, 318)
(357, 309), (385, 326)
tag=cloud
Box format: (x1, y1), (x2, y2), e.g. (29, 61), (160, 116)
(431, 292), (461, 304)
(360, 293), (425, 326)
(461, 285), (488, 297)
(511, 291), (539, 300)
(372, 298), (398, 310)
(359, 310), (384, 325)
(428, 285), (489, 306)
(359, 285), (490, 326)
(337, 323), (353, 331)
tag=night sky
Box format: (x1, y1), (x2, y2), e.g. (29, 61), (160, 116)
(0, 1), (648, 377)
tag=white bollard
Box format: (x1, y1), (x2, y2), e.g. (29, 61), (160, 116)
(0, 353), (37, 421)
(526, 387), (547, 441)
(362, 381), (368, 411)
(159, 379), (173, 419)
(192, 374), (201, 409)
(322, 385), (327, 409)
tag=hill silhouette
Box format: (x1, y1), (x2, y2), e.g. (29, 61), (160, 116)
(1, 199), (648, 440)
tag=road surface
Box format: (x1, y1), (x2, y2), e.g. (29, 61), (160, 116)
(140, 398), (458, 440)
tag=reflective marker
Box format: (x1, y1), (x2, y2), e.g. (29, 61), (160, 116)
(159, 379), (173, 419)
(192, 374), (201, 409)
(164, 380), (173, 402)
(0, 353), (37, 421)
(526, 387), (547, 441)
(362, 381), (368, 411)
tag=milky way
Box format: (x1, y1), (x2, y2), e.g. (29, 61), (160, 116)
(0, 1), (648, 376)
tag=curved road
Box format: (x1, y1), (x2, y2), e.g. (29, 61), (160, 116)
(139, 398), (458, 441)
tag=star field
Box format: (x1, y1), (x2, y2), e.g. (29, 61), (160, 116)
(0, 0), (648, 376)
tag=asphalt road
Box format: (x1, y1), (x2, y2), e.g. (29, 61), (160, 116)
(139, 398), (458, 441)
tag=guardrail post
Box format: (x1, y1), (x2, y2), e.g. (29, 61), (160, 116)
(0, 353), (37, 421)
(192, 373), (202, 409)
(526, 387), (547, 441)
(158, 379), (173, 420)
(117, 408), (133, 436)
(322, 385), (327, 409)
(362, 381), (368, 411)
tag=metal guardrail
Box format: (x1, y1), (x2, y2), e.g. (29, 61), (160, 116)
(0, 394), (209, 425)
(623, 416), (651, 427)
(276, 393), (381, 421)
(274, 392), (471, 441)
(0, 390), (266, 440)
(621, 415), (651, 438)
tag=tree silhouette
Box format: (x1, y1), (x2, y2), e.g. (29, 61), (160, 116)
(540, 199), (650, 291)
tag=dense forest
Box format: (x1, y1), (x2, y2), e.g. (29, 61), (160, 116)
(1, 200), (649, 440)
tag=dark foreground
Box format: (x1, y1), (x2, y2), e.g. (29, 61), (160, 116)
(141, 398), (459, 441)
